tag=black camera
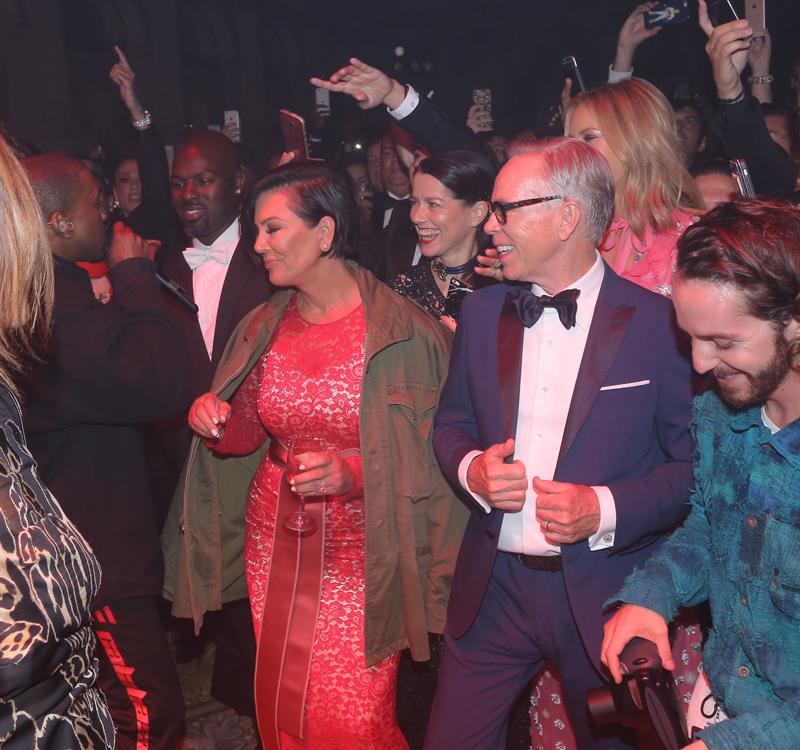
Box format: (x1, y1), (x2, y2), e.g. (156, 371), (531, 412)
(587, 638), (690, 750)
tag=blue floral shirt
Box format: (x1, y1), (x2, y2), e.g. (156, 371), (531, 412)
(614, 391), (800, 750)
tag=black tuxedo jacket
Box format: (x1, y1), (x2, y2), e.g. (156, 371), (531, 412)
(155, 239), (271, 476)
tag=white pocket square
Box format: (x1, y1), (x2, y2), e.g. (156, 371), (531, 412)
(599, 379), (651, 391)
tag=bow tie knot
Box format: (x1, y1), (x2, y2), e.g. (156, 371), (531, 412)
(183, 246), (233, 271)
(512, 287), (580, 329)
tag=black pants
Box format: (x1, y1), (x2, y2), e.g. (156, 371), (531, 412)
(94, 596), (184, 750)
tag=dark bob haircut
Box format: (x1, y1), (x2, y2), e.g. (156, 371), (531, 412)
(247, 162), (359, 260)
(676, 199), (800, 329)
(415, 150), (495, 251)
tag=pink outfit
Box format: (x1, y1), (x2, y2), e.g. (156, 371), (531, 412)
(598, 210), (697, 297)
(531, 209), (701, 750)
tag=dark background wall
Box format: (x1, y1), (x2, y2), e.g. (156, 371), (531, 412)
(1, 0), (798, 162)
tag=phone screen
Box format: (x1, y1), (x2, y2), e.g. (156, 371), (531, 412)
(560, 56), (586, 93)
(279, 110), (310, 162)
(707, 0), (740, 26)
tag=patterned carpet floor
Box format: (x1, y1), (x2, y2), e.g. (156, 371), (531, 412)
(176, 641), (259, 750)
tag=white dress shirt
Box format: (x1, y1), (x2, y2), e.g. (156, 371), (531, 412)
(183, 219), (239, 359)
(458, 253), (617, 555)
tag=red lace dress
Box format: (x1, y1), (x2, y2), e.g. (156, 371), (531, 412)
(215, 298), (408, 750)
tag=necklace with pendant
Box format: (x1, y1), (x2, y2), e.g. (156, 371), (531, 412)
(432, 256), (477, 282)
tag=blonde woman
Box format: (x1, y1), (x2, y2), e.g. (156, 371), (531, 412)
(0, 136), (114, 747)
(565, 77), (704, 297)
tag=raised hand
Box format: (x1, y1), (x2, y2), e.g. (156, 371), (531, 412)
(106, 221), (152, 268)
(109, 45), (146, 121)
(698, 0), (753, 100)
(613, 2), (663, 73)
(310, 57), (406, 111)
(466, 103), (493, 134)
(747, 27), (772, 75)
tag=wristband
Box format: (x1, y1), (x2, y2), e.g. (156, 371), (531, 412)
(718, 90), (746, 106)
(747, 73), (774, 85)
(131, 110), (152, 131)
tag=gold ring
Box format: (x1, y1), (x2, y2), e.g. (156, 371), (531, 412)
(546, 520), (551, 532)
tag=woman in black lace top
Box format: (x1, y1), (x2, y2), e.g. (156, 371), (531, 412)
(0, 136), (114, 748)
(389, 151), (495, 329)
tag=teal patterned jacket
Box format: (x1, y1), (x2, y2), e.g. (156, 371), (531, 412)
(614, 390), (800, 750)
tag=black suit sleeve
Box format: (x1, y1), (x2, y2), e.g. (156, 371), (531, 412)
(711, 95), (799, 198)
(125, 125), (185, 249)
(395, 95), (500, 171)
(24, 258), (190, 432)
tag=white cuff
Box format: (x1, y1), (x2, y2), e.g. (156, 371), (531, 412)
(607, 64), (633, 84)
(458, 450), (492, 513)
(388, 85), (420, 120)
(587, 485), (616, 550)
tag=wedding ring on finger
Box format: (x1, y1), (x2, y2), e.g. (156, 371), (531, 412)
(320, 478), (327, 495)
(545, 520), (552, 532)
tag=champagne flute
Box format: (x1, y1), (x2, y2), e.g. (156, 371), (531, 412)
(282, 435), (326, 536)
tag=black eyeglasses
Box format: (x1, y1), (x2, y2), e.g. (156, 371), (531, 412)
(490, 195), (563, 225)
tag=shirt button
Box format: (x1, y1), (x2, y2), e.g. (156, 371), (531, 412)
(536, 433), (543, 440)
(737, 666), (750, 678)
(603, 533), (613, 543)
(740, 596), (749, 607)
(542, 386), (548, 393)
(746, 516), (758, 529)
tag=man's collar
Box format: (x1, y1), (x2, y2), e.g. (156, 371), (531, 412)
(531, 252), (604, 331)
(192, 218), (240, 250)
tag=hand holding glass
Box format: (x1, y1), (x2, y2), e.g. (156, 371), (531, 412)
(283, 436), (327, 536)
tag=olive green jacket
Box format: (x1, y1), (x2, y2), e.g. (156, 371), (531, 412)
(161, 263), (468, 665)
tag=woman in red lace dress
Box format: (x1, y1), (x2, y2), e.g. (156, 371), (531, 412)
(186, 163), (466, 750)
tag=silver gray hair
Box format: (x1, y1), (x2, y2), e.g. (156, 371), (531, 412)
(508, 137), (615, 246)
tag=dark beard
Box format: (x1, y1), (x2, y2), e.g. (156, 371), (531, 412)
(714, 333), (792, 409)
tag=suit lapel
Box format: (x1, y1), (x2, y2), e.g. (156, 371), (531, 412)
(212, 239), (256, 364)
(557, 276), (634, 465)
(497, 291), (525, 444)
(161, 248), (195, 302)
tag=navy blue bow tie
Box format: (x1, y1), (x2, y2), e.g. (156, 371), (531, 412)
(512, 287), (581, 329)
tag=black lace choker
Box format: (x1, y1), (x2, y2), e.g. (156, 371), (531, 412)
(432, 256), (478, 281)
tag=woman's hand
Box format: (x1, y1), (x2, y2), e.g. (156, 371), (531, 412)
(290, 451), (355, 497)
(310, 57), (406, 111)
(747, 27), (772, 75)
(109, 45), (146, 121)
(614, 2), (662, 73)
(466, 103), (493, 134)
(699, 0), (753, 100)
(474, 246), (506, 282)
(189, 392), (231, 440)
(439, 315), (457, 333)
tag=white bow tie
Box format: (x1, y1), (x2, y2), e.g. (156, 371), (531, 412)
(183, 245), (234, 271)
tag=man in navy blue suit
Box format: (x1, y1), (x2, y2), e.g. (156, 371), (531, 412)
(425, 138), (694, 749)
